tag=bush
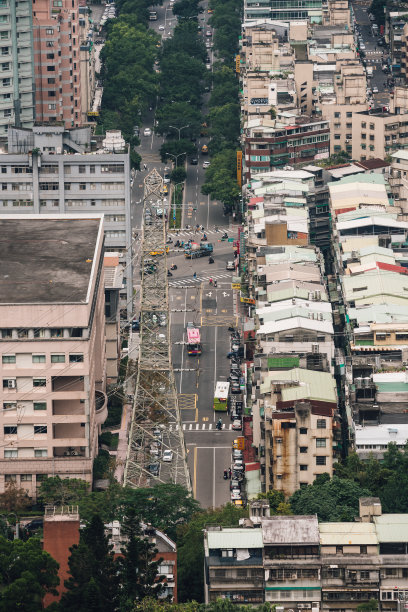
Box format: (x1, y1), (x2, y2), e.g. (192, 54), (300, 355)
(93, 449), (112, 480)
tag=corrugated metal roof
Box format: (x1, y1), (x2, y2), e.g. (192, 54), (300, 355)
(207, 528), (263, 550)
(374, 515), (408, 542)
(319, 522), (378, 546)
(260, 368), (337, 402)
(262, 516), (319, 544)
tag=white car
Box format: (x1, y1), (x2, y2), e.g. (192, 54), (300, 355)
(143, 128), (152, 136)
(226, 261), (235, 270)
(163, 449), (173, 462)
(233, 460), (244, 471)
(159, 24), (165, 31)
(203, 161), (211, 168)
(232, 419), (242, 431)
(372, 86), (379, 94)
(231, 489), (242, 501)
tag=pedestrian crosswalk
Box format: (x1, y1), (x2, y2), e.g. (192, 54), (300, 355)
(169, 273), (232, 287)
(168, 226), (236, 240)
(169, 422), (238, 431)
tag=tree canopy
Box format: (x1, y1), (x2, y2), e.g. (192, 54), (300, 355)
(0, 536), (59, 611)
(38, 476), (89, 507)
(202, 149), (241, 214)
(289, 473), (371, 522)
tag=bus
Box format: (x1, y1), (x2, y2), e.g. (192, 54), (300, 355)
(186, 327), (201, 356)
(214, 381), (230, 411)
(149, 10), (158, 20)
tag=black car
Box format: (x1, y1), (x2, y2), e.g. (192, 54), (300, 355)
(190, 157), (198, 165)
(148, 463), (160, 476)
(25, 518), (44, 532)
(132, 319), (140, 332)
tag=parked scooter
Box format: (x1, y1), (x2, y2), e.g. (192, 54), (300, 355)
(201, 234), (208, 241)
(209, 256), (214, 264)
(216, 418), (222, 430)
(170, 264), (177, 270)
(214, 279), (217, 287)
(167, 270), (173, 277)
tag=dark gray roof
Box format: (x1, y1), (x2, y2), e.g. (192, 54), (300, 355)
(261, 515), (319, 545)
(0, 218), (101, 304)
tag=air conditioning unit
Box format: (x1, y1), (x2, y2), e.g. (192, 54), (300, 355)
(312, 344), (319, 354)
(7, 379), (16, 389)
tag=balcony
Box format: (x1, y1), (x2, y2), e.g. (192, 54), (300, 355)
(53, 446), (87, 458)
(95, 389), (108, 426)
(53, 399), (85, 416)
(52, 376), (84, 392)
(53, 422), (86, 444)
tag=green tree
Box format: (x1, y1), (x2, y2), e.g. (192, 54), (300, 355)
(202, 149), (241, 214)
(156, 101), (202, 138)
(208, 102), (241, 153)
(177, 504), (248, 602)
(38, 476), (89, 507)
(60, 515), (120, 612)
(209, 66), (239, 108)
(172, 0), (200, 20)
(170, 167), (187, 184)
(117, 508), (165, 611)
(0, 536), (59, 611)
(160, 139), (196, 163)
(0, 481), (31, 515)
(289, 474), (371, 522)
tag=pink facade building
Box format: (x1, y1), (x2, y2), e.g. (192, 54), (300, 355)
(0, 214), (107, 497)
(32, 0), (82, 127)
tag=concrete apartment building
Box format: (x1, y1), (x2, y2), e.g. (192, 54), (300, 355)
(32, 0), (82, 128)
(204, 498), (408, 610)
(1, 125), (132, 313)
(351, 108), (408, 160)
(390, 149), (408, 213)
(0, 215), (107, 497)
(0, 0), (35, 137)
(321, 62), (368, 156)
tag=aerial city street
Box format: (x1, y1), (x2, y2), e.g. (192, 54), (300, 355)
(5, 0), (408, 607)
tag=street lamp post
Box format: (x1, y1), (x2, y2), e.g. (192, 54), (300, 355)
(165, 152), (186, 167)
(169, 124), (190, 140)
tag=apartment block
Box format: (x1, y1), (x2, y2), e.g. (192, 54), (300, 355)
(244, 114), (329, 178)
(1, 125), (132, 315)
(0, 215), (107, 496)
(79, 4), (96, 124)
(0, 0), (35, 136)
(390, 149), (408, 213)
(352, 109), (408, 161)
(33, 0), (82, 128)
(204, 499), (408, 610)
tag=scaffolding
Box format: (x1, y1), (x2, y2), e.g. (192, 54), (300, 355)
(123, 169), (191, 491)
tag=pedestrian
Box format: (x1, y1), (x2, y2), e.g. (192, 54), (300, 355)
(143, 163), (147, 171)
(193, 271), (197, 279)
(228, 468), (232, 479)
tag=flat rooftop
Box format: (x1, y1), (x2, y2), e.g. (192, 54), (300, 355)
(0, 217), (102, 304)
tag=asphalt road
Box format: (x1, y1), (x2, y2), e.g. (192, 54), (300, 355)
(130, 1), (242, 507)
(352, 2), (390, 107)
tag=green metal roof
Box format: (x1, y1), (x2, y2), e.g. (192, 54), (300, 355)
(376, 382), (408, 392)
(207, 528), (263, 550)
(260, 368), (337, 403)
(374, 515), (408, 542)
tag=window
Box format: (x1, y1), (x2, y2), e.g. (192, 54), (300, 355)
(360, 546), (367, 554)
(336, 546), (343, 554)
(51, 354), (65, 363)
(316, 438), (326, 448)
(46, 28), (54, 35)
(3, 402), (16, 411)
(3, 379), (16, 389)
(299, 447), (308, 453)
(360, 570), (369, 579)
(1, 329), (12, 338)
(21, 474), (32, 481)
(317, 419), (326, 429)
(2, 355), (15, 364)
(4, 426), (17, 435)
(33, 379), (46, 387)
(370, 123), (375, 130)
(33, 402), (46, 411)
(299, 427), (308, 434)
(2, 78), (10, 86)
(78, 165), (86, 174)
(334, 112), (340, 118)
(5, 475), (16, 482)
(3, 108), (11, 118)
(334, 134), (341, 140)
(69, 354), (84, 363)
(316, 456), (327, 466)
(35, 449), (47, 457)
(300, 465), (308, 471)
(90, 165), (95, 174)
(79, 183), (86, 191)
(32, 355), (45, 363)
(34, 425), (47, 434)
(4, 449), (17, 458)
(50, 328), (63, 338)
(34, 329), (45, 338)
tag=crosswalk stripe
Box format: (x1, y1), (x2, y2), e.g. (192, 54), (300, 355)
(176, 423), (234, 431)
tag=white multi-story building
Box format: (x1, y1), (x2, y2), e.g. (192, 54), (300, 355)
(0, 214), (107, 496)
